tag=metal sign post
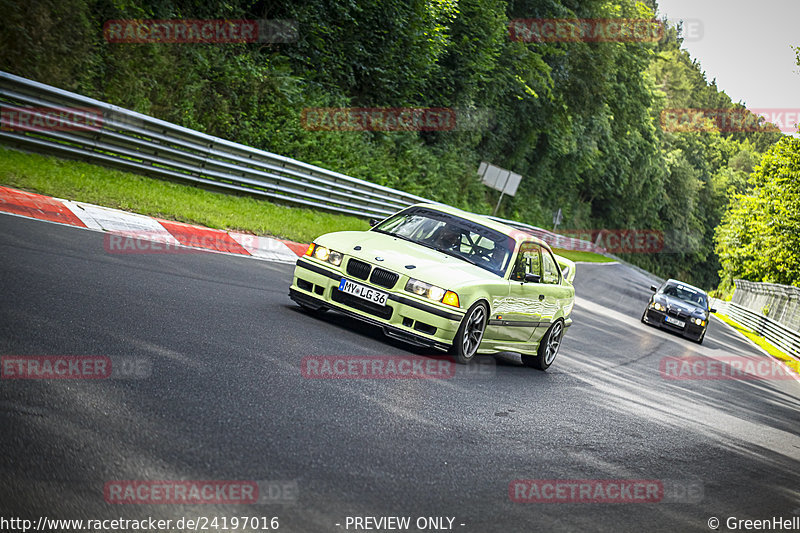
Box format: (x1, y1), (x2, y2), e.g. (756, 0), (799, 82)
(477, 162), (522, 216)
(553, 208), (563, 231)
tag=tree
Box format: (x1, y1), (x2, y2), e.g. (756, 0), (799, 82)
(716, 136), (800, 287)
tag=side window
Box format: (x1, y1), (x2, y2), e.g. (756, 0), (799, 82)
(511, 243), (542, 282)
(542, 249), (560, 284)
(529, 248), (542, 277)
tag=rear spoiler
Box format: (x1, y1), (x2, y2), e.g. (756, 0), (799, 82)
(554, 255), (576, 284)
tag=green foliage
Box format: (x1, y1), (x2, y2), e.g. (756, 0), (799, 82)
(713, 45), (800, 287)
(716, 136), (800, 287)
(0, 0), (788, 289)
(0, 0), (97, 92)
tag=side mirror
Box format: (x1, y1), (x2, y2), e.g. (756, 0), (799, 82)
(650, 285), (658, 292)
(369, 218), (380, 227)
(710, 308), (717, 314)
(524, 273), (541, 283)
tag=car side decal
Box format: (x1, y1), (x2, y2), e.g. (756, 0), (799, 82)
(487, 319), (549, 328)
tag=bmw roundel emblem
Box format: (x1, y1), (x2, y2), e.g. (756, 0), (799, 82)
(375, 257), (384, 261)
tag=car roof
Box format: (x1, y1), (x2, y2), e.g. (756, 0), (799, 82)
(406, 203), (550, 249)
(663, 279), (708, 295)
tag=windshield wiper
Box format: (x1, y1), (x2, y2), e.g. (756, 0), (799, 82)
(375, 231), (484, 268)
(433, 247), (482, 267)
(457, 254), (482, 268)
(373, 228), (420, 246)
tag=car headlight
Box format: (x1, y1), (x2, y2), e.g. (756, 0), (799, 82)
(306, 243), (343, 266)
(691, 317), (706, 326)
(651, 301), (665, 312)
(405, 278), (459, 307)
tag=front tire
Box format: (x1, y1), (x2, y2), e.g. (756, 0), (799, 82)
(450, 301), (488, 364)
(694, 329), (705, 344)
(522, 319), (564, 371)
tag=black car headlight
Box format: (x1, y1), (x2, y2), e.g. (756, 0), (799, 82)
(691, 317), (706, 326)
(651, 301), (666, 312)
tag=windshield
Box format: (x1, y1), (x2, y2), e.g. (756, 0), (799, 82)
(373, 207), (515, 276)
(661, 283), (708, 309)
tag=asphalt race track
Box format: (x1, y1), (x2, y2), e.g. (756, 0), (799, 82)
(1, 213), (799, 532)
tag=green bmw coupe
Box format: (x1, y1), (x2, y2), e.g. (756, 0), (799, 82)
(289, 204), (576, 370)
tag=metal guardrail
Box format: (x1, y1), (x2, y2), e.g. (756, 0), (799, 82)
(712, 299), (800, 360)
(490, 216), (665, 282)
(488, 216), (604, 253)
(0, 71), (610, 255)
(0, 70), (433, 219)
(732, 279), (800, 332)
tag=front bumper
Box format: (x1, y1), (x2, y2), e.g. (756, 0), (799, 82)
(290, 258), (464, 352)
(643, 308), (705, 340)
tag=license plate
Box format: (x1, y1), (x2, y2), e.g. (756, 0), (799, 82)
(339, 278), (388, 306)
(665, 316), (685, 328)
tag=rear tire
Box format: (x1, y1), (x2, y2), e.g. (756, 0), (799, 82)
(450, 301), (488, 364)
(522, 319), (564, 371)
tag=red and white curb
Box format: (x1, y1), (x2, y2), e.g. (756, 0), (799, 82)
(0, 185), (306, 263)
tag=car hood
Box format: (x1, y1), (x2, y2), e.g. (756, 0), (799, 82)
(655, 295), (707, 317)
(316, 230), (498, 288)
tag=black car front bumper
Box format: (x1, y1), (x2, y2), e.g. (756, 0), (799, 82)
(643, 308), (706, 341)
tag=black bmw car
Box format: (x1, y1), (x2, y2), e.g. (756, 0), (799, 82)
(641, 279), (716, 344)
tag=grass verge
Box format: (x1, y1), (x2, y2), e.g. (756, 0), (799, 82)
(0, 147), (369, 243)
(552, 248), (617, 263)
(713, 312), (799, 375)
(0, 147), (639, 263)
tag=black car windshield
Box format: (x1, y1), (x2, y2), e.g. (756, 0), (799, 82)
(661, 283), (708, 309)
(373, 207), (515, 277)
